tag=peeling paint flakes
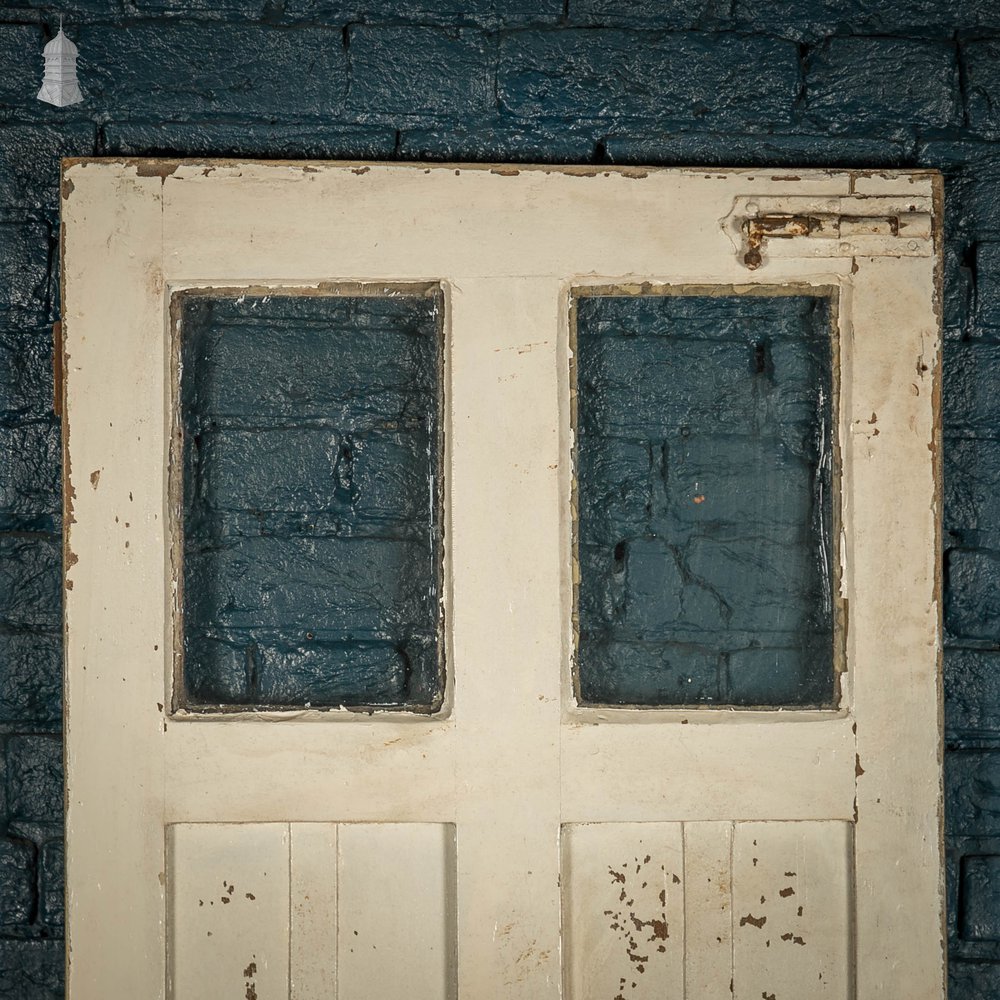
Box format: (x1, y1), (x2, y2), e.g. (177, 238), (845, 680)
(732, 821), (851, 999)
(564, 824), (683, 999)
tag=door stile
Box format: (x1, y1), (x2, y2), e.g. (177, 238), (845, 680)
(847, 254), (944, 997)
(63, 168), (170, 999)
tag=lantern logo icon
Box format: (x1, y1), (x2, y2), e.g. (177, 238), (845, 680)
(37, 24), (83, 108)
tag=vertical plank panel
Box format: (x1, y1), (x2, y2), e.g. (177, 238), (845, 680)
(290, 823), (338, 1000)
(169, 823), (290, 1000)
(562, 823), (684, 1000)
(337, 823), (456, 1000)
(683, 821), (734, 998)
(732, 821), (851, 1000)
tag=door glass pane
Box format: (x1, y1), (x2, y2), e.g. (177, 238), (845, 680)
(574, 289), (836, 708)
(175, 289), (443, 711)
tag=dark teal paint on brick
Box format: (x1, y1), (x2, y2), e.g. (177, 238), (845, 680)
(498, 30), (800, 127)
(567, 0), (732, 29)
(0, 125), (95, 211)
(347, 26), (494, 117)
(77, 23), (348, 118)
(575, 294), (834, 707)
(0, 941), (63, 999)
(0, 0), (997, 992)
(0, 634), (61, 728)
(605, 131), (916, 169)
(0, 839), (34, 927)
(102, 121), (398, 160)
(961, 855), (1000, 941)
(180, 293), (443, 710)
(0, 537), (61, 631)
(5, 735), (62, 846)
(0, 224), (51, 331)
(806, 36), (961, 129)
(747, 0), (1000, 39)
(283, 0), (564, 26)
(964, 39), (1000, 139)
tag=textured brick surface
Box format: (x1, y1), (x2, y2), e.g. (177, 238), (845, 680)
(130, 0), (271, 17)
(0, 633), (61, 726)
(946, 437), (1000, 540)
(0, 331), (55, 427)
(976, 243), (1000, 329)
(575, 293), (833, 706)
(606, 131), (915, 168)
(730, 0), (1000, 39)
(965, 40), (1000, 139)
(0, 839), (34, 927)
(945, 342), (1000, 434)
(0, 225), (51, 331)
(807, 36), (960, 130)
(347, 26), (494, 117)
(398, 122), (598, 162)
(38, 840), (63, 929)
(180, 294), (442, 709)
(77, 23), (348, 117)
(569, 0), (731, 29)
(6, 736), (63, 827)
(946, 751), (1000, 838)
(0, 0), (995, 993)
(0, 125), (95, 211)
(103, 121), (398, 160)
(0, 26), (43, 106)
(962, 855), (1000, 941)
(947, 549), (1000, 642)
(284, 0), (563, 25)
(950, 961), (1000, 1000)
(947, 650), (1000, 740)
(6, 0), (119, 16)
(0, 536), (60, 631)
(0, 425), (60, 523)
(0, 941), (63, 1000)
(917, 141), (1000, 243)
(499, 30), (800, 127)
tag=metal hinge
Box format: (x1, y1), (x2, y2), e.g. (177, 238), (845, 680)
(725, 195), (934, 270)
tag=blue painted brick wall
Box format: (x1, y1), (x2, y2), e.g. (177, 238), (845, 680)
(180, 293), (443, 710)
(575, 293), (834, 708)
(0, 0), (998, 995)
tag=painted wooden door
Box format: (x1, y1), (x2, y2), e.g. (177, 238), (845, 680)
(62, 162), (944, 999)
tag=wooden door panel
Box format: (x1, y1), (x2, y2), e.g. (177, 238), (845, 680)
(562, 822), (686, 999)
(63, 162), (943, 999)
(562, 821), (851, 999)
(169, 823), (455, 1000)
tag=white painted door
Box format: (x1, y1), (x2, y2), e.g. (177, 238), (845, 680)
(62, 162), (944, 999)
